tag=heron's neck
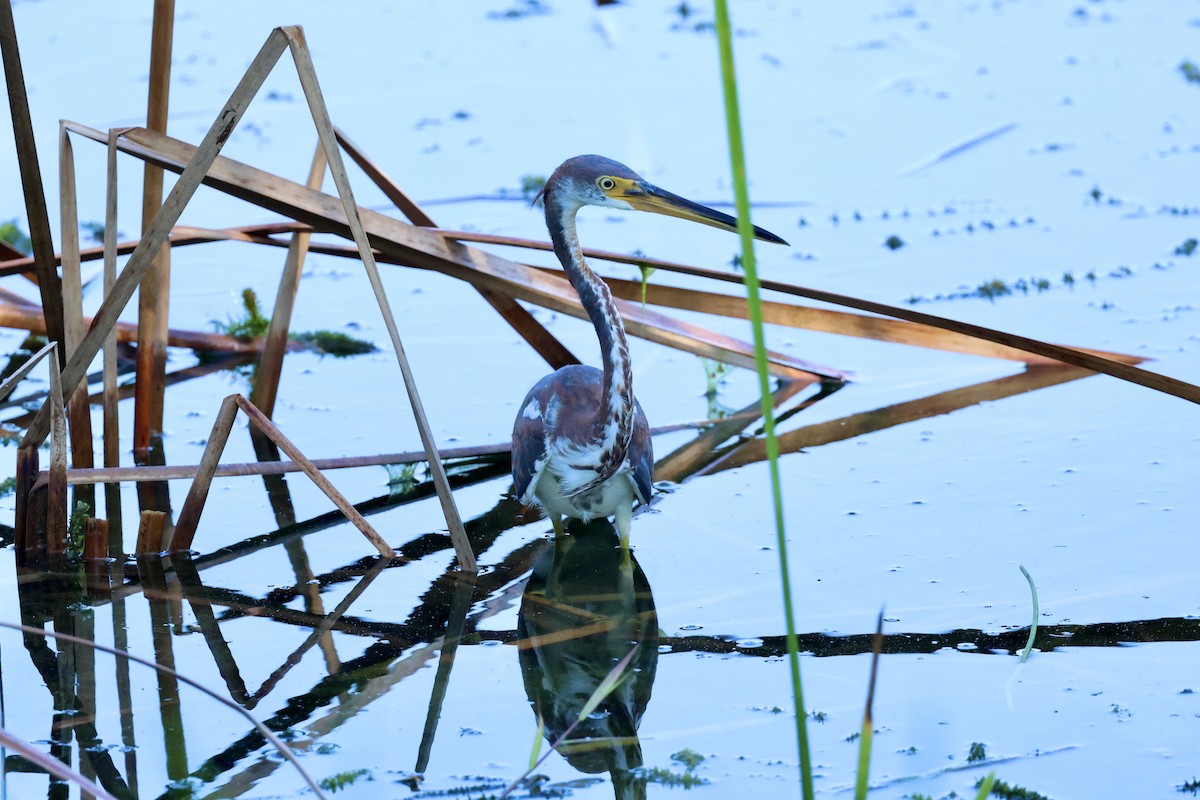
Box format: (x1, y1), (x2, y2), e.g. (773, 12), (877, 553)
(546, 197), (634, 468)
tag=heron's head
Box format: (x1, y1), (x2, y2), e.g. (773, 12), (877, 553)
(539, 154), (788, 245)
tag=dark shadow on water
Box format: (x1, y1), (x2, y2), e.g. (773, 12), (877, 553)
(518, 519), (658, 800)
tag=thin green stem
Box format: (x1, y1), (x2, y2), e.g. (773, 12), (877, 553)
(712, 2), (813, 797)
(1019, 565), (1038, 662)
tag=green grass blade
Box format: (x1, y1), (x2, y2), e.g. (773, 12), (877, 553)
(499, 646), (640, 799)
(854, 723), (874, 799)
(975, 770), (997, 799)
(578, 644), (638, 721)
(712, 2), (813, 797)
(1018, 565), (1039, 662)
(529, 710), (545, 769)
(855, 611), (885, 799)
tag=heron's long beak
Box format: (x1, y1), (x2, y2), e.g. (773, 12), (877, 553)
(622, 182), (789, 245)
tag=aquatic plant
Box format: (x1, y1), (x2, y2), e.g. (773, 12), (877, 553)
(214, 288), (271, 342)
(980, 777), (1050, 799)
(319, 768), (372, 792)
(66, 500), (91, 561)
(671, 748), (705, 769)
(291, 330), (377, 357)
(884, 234), (905, 250)
(1175, 238), (1197, 257)
(967, 741), (988, 762)
(638, 766), (708, 788)
(0, 218), (31, 255)
(80, 220), (108, 242)
(700, 357), (733, 397)
(519, 173), (546, 200)
(212, 288), (376, 356)
(1180, 60), (1200, 85)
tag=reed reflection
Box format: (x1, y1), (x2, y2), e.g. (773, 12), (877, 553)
(517, 519), (658, 799)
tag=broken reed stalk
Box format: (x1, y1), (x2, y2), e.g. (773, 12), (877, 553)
(249, 141), (327, 418)
(0, 0), (67, 351)
(6, 341), (56, 559)
(200, 224), (1148, 372)
(713, 2), (813, 797)
(170, 393), (395, 558)
(0, 620), (332, 800)
(136, 510), (167, 556)
(58, 125), (96, 514)
(103, 129), (123, 472)
(282, 25), (473, 570)
(134, 0), (176, 455)
(47, 405), (744, 488)
(85, 518), (110, 591)
(703, 366), (1093, 475)
(590, 272), (1145, 367)
(0, 301), (280, 353)
(430, 228), (1183, 381)
(0, 340), (58, 397)
(0, 221), (308, 276)
(61, 122), (835, 383)
(20, 27), (294, 450)
(0, 727), (118, 800)
(47, 344), (68, 554)
(335, 126), (579, 369)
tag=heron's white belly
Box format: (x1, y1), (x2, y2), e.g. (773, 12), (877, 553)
(534, 468), (635, 522)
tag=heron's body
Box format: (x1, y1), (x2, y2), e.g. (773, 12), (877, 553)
(511, 155), (785, 546)
(513, 364), (653, 538)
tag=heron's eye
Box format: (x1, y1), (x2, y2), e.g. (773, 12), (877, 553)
(598, 177), (617, 192)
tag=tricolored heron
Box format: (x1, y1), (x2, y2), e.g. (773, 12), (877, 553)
(512, 155), (786, 547)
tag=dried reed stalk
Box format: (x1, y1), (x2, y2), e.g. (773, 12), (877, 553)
(336, 126), (578, 368)
(0, 301), (269, 352)
(0, 221), (311, 276)
(0, 620), (331, 800)
(136, 509), (167, 555)
(47, 344), (68, 553)
(702, 365), (1093, 475)
(438, 229), (1161, 372)
(103, 129), (125, 472)
(62, 122), (840, 383)
(20, 28), (294, 450)
(3, 344), (56, 562)
(170, 394), (395, 558)
(281, 26), (472, 569)
(58, 125), (96, 514)
(249, 142), (327, 417)
(0, 727), (118, 800)
(596, 273), (1146, 367)
(0, 0), (67, 350)
(134, 0), (176, 454)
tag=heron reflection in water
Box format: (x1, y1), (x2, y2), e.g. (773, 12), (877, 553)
(512, 156), (787, 548)
(517, 519), (659, 799)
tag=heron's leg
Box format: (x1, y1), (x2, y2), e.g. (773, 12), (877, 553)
(548, 510), (565, 539)
(615, 502), (632, 561)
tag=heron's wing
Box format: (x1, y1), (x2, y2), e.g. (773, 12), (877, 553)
(512, 395), (549, 505)
(630, 403), (654, 505)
